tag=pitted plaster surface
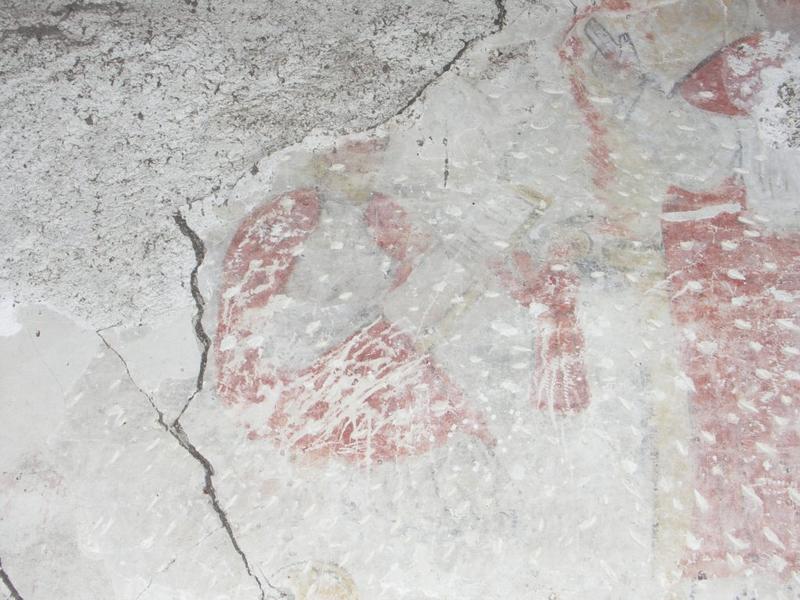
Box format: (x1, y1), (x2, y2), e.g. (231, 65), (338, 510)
(0, 0), (494, 327)
(2, 1), (800, 599)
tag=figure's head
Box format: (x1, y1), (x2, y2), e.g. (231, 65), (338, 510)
(310, 136), (390, 202)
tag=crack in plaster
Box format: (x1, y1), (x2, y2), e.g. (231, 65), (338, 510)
(0, 558), (24, 600)
(172, 212), (211, 422)
(96, 331), (270, 600)
(368, 0), (507, 130)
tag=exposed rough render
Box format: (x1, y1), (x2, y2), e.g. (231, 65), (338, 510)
(371, 0), (507, 127)
(2, 0), (800, 598)
(0, 0), (497, 328)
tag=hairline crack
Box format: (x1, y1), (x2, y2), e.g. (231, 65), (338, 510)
(368, 0), (507, 130)
(96, 330), (271, 600)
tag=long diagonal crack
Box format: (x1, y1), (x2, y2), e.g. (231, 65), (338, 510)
(368, 0), (507, 130)
(172, 212), (211, 423)
(10, 3), (507, 599)
(96, 331), (269, 600)
(143, 5), (509, 593)
(0, 557), (25, 600)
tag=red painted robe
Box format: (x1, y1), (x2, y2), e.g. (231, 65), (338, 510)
(662, 178), (800, 576)
(215, 189), (493, 464)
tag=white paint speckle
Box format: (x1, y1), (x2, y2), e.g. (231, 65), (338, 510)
(491, 321), (519, 337)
